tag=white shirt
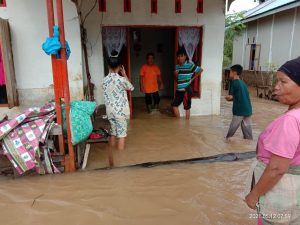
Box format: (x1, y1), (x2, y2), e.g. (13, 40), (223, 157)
(103, 73), (134, 119)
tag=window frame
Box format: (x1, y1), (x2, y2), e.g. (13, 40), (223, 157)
(197, 0), (203, 14)
(175, 0), (181, 14)
(124, 0), (131, 12)
(0, 0), (6, 7)
(98, 0), (106, 12)
(151, 0), (158, 14)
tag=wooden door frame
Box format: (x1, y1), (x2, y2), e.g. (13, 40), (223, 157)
(0, 18), (19, 108)
(174, 26), (203, 98)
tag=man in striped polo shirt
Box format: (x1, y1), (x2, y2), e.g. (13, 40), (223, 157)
(172, 48), (203, 119)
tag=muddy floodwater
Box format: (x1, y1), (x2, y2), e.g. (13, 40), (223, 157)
(0, 91), (286, 225)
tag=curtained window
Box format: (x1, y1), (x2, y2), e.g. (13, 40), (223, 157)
(102, 27), (127, 57)
(179, 28), (200, 63)
(178, 27), (203, 98)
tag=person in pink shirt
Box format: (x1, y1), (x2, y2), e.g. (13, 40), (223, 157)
(245, 57), (300, 225)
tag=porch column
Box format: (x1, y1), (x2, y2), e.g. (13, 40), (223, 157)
(46, 0), (76, 172)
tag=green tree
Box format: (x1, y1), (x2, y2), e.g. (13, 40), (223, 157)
(223, 12), (246, 67)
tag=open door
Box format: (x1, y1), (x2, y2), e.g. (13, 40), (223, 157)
(119, 28), (132, 118)
(0, 18), (18, 108)
(244, 44), (251, 70)
(191, 27), (203, 98)
(102, 26), (132, 118)
(174, 28), (179, 97)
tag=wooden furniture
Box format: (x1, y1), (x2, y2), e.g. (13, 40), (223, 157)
(76, 137), (113, 170)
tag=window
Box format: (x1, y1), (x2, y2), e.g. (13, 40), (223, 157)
(197, 0), (203, 13)
(151, 0), (158, 14)
(175, 0), (181, 13)
(0, 0), (6, 7)
(124, 0), (131, 12)
(99, 0), (106, 12)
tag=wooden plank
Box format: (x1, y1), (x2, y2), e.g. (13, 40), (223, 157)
(107, 145), (114, 168)
(0, 18), (18, 108)
(49, 124), (62, 135)
(86, 138), (108, 143)
(81, 144), (90, 170)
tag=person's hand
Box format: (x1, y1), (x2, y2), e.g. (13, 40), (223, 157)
(225, 95), (233, 101)
(160, 83), (164, 90)
(120, 65), (126, 76)
(174, 70), (179, 76)
(245, 192), (259, 210)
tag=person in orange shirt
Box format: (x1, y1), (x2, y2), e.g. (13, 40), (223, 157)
(140, 53), (164, 113)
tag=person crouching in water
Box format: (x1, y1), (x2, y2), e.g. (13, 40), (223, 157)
(103, 51), (134, 150)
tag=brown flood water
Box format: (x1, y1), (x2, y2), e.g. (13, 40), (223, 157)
(0, 90), (286, 225)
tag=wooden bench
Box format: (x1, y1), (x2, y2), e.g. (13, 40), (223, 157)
(76, 137), (113, 170)
(256, 85), (273, 99)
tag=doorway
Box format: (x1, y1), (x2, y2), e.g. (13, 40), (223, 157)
(101, 26), (203, 118)
(129, 28), (176, 115)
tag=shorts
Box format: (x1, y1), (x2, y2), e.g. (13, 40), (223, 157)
(108, 118), (128, 138)
(171, 87), (192, 110)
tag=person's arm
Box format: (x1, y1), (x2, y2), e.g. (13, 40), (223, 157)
(190, 68), (203, 83)
(225, 95), (233, 101)
(158, 75), (164, 90)
(120, 65), (134, 91)
(245, 115), (299, 209)
(245, 154), (290, 209)
(174, 69), (179, 81)
(157, 68), (164, 90)
(225, 81), (234, 101)
(140, 76), (144, 92)
(139, 66), (145, 92)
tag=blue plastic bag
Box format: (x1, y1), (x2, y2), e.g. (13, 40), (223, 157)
(42, 25), (71, 60)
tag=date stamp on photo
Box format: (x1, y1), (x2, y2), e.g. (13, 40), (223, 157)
(249, 213), (291, 220)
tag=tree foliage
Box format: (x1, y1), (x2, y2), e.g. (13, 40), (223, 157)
(223, 12), (246, 67)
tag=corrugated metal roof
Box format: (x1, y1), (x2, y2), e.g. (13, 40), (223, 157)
(244, 0), (300, 19)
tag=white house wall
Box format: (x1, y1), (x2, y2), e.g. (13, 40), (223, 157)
(272, 10), (294, 67)
(232, 34), (244, 66)
(256, 16), (272, 71)
(246, 21), (257, 46)
(81, 0), (225, 116)
(0, 0), (83, 106)
(292, 7), (300, 59)
(233, 7), (300, 72)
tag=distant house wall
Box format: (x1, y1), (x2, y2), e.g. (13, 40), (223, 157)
(233, 7), (300, 73)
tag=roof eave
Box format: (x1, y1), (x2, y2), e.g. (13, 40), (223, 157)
(243, 1), (300, 23)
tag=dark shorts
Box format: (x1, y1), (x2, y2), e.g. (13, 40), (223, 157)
(171, 87), (192, 110)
